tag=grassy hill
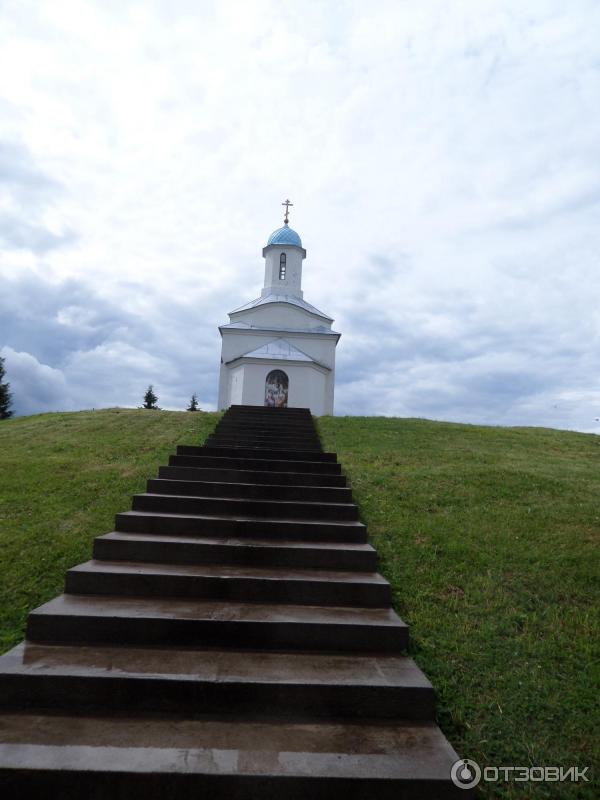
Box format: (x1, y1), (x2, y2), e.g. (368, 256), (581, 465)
(0, 409), (218, 652)
(1, 408), (598, 798)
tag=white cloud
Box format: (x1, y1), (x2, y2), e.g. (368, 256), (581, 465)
(1, 346), (71, 415)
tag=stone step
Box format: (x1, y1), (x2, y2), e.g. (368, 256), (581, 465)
(216, 415), (317, 426)
(115, 510), (368, 543)
(132, 492), (359, 522)
(206, 433), (323, 455)
(158, 466), (346, 488)
(206, 438), (322, 451)
(179, 445), (336, 463)
(220, 422), (316, 428)
(0, 642), (435, 720)
(65, 561), (391, 608)
(210, 432), (321, 445)
(224, 416), (314, 422)
(159, 465), (347, 487)
(147, 477), (352, 503)
(212, 434), (320, 445)
(212, 431), (320, 443)
(26, 595), (409, 652)
(215, 421), (318, 433)
(218, 422), (316, 432)
(229, 404), (312, 415)
(219, 419), (315, 430)
(213, 421), (319, 433)
(169, 454), (342, 474)
(221, 409), (314, 418)
(93, 532), (378, 572)
(0, 713), (466, 799)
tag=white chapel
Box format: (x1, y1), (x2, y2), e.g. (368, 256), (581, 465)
(217, 202), (340, 415)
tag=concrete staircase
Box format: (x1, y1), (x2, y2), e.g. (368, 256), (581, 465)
(0, 405), (470, 798)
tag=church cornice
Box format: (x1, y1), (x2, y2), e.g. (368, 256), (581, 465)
(262, 243), (306, 258)
(225, 354), (331, 373)
(218, 324), (341, 343)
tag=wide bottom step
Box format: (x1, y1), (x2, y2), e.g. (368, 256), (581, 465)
(0, 713), (468, 799)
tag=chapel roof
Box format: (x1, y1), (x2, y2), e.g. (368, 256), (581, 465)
(229, 292), (333, 322)
(266, 223), (302, 248)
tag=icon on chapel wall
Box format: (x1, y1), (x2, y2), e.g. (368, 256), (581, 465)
(265, 370), (289, 408)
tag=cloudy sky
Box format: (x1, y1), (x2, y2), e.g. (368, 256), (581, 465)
(1, 0), (599, 430)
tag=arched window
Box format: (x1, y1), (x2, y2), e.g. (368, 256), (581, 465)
(279, 252), (287, 280)
(265, 370), (289, 408)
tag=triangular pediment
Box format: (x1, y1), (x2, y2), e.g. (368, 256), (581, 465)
(235, 338), (315, 363)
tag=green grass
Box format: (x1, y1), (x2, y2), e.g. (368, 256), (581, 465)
(0, 409), (598, 798)
(317, 416), (599, 799)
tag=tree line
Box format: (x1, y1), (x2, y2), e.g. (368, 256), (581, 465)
(0, 356), (12, 419)
(142, 386), (200, 412)
(0, 360), (202, 419)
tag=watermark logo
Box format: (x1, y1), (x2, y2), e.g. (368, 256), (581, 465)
(451, 759), (481, 789)
(451, 759), (590, 789)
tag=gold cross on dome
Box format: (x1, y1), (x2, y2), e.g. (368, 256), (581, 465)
(282, 198), (293, 224)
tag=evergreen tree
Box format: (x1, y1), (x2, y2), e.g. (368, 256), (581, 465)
(0, 356), (13, 419)
(186, 393), (199, 412)
(142, 385), (158, 410)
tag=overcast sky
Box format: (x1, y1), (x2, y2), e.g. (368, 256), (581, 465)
(1, 0), (599, 431)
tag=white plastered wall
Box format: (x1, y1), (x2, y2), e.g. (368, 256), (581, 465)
(220, 358), (331, 415)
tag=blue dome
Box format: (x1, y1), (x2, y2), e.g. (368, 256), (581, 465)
(267, 224), (302, 248)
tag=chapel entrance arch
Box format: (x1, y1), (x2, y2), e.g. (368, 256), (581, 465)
(264, 370), (289, 408)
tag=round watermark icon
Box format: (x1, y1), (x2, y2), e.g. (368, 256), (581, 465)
(451, 759), (482, 789)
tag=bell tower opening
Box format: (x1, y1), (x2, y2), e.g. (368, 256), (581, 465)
(265, 369), (289, 408)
